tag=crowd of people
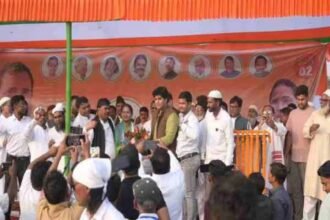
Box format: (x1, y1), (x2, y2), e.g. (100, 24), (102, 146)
(0, 85), (329, 220)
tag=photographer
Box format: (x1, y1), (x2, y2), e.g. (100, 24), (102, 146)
(19, 147), (57, 220)
(37, 136), (90, 220)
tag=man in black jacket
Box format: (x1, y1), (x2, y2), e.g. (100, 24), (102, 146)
(85, 98), (116, 158)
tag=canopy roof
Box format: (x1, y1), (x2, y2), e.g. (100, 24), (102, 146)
(0, 0), (330, 22)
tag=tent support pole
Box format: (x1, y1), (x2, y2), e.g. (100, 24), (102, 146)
(65, 22), (72, 134)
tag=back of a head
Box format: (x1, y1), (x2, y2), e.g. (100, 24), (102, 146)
(120, 144), (140, 175)
(150, 147), (170, 175)
(31, 161), (52, 191)
(76, 96), (89, 109)
(133, 178), (162, 214)
(270, 163), (288, 185)
(288, 103), (297, 110)
(71, 95), (79, 102)
(43, 171), (68, 205)
(318, 160), (330, 178)
(106, 174), (122, 202)
(116, 96), (125, 105)
(208, 171), (258, 220)
(221, 101), (228, 111)
(209, 160), (233, 179)
(295, 84), (309, 97)
(248, 172), (265, 195)
(152, 86), (169, 100)
(280, 107), (292, 116)
(196, 95), (208, 111)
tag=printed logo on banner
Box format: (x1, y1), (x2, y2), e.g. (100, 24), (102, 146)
(295, 54), (317, 78)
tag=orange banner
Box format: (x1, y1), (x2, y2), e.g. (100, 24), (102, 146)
(0, 42), (327, 116)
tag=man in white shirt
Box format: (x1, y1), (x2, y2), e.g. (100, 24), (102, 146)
(205, 90), (235, 165)
(47, 103), (67, 172)
(72, 96), (94, 128)
(151, 147), (185, 220)
(19, 147), (56, 220)
(255, 105), (287, 190)
(176, 91), (200, 220)
(137, 140), (182, 177)
(48, 103), (65, 147)
(0, 95), (31, 184)
(136, 107), (151, 136)
(85, 98), (116, 159)
(25, 107), (51, 162)
(0, 97), (11, 194)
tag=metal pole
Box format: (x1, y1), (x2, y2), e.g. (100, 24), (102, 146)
(63, 22), (73, 176)
(65, 22), (72, 133)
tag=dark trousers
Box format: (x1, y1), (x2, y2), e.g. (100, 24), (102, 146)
(6, 154), (30, 185)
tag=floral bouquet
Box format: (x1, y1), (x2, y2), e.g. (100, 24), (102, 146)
(125, 127), (149, 144)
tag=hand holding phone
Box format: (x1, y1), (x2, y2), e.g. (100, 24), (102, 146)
(66, 134), (85, 146)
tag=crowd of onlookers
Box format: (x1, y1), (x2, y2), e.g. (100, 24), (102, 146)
(0, 84), (329, 220)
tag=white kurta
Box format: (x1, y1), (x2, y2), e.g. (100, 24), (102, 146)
(303, 110), (330, 200)
(319, 193), (330, 220)
(26, 123), (50, 162)
(48, 127), (66, 172)
(205, 110), (235, 165)
(152, 169), (185, 220)
(80, 198), (124, 220)
(255, 121), (287, 189)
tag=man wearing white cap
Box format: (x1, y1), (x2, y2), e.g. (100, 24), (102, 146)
(320, 89), (330, 109)
(205, 90), (235, 165)
(24, 107), (51, 162)
(48, 103), (65, 147)
(48, 103), (67, 172)
(72, 158), (125, 219)
(247, 105), (259, 129)
(302, 88), (330, 220)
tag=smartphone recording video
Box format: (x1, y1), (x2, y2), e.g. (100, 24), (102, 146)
(70, 126), (83, 135)
(66, 134), (85, 146)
